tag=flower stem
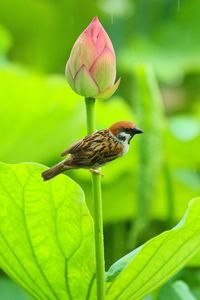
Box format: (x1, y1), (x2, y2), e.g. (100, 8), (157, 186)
(85, 97), (105, 300)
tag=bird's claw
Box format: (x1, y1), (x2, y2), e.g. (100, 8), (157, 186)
(89, 168), (104, 177)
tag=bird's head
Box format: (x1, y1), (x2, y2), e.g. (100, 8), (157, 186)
(109, 121), (143, 144)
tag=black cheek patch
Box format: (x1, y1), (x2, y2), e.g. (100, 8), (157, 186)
(118, 135), (126, 142)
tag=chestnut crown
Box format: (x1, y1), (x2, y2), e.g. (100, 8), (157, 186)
(109, 121), (143, 135)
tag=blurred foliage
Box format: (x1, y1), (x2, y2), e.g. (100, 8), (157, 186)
(128, 64), (164, 247)
(120, 0), (200, 82)
(158, 280), (196, 300)
(0, 277), (32, 300)
(0, 0), (200, 298)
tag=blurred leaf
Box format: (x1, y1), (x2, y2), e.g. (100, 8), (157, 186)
(0, 162), (95, 300)
(0, 277), (33, 300)
(0, 65), (85, 164)
(0, 25), (11, 59)
(99, 0), (133, 18)
(180, 268), (200, 299)
(158, 280), (196, 300)
(0, 0), (101, 72)
(120, 1), (200, 81)
(128, 64), (164, 244)
(175, 170), (200, 190)
(165, 117), (200, 168)
(188, 251), (200, 267)
(169, 116), (200, 141)
(106, 197), (200, 300)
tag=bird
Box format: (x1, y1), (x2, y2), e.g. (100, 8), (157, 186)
(41, 121), (143, 181)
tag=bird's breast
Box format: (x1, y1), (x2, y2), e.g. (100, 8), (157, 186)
(122, 143), (129, 155)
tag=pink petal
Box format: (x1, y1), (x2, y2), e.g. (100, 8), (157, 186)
(96, 78), (121, 99)
(85, 17), (102, 44)
(95, 30), (113, 56)
(68, 32), (97, 78)
(74, 65), (99, 97)
(90, 46), (116, 91)
(65, 61), (75, 89)
(85, 16), (115, 56)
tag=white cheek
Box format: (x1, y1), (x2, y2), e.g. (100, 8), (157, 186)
(122, 143), (129, 155)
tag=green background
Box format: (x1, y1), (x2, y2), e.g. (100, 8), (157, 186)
(0, 0), (199, 298)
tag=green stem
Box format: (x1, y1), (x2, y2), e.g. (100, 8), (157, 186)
(85, 98), (105, 300)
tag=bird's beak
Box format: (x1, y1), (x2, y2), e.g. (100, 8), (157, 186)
(129, 127), (143, 143)
(133, 127), (143, 135)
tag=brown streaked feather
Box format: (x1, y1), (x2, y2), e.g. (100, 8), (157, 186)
(65, 130), (123, 168)
(61, 130), (105, 156)
(61, 139), (82, 156)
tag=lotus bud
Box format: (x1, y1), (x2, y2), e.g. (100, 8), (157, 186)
(65, 16), (120, 99)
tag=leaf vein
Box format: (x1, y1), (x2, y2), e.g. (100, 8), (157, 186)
(0, 229), (48, 300)
(130, 230), (200, 300)
(49, 182), (73, 300)
(85, 273), (95, 300)
(22, 169), (61, 300)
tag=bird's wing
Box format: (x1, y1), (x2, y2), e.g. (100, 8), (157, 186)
(90, 139), (123, 165)
(69, 131), (123, 167)
(60, 130), (104, 157)
(61, 139), (83, 156)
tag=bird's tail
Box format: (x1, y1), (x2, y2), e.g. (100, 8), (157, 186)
(41, 161), (72, 181)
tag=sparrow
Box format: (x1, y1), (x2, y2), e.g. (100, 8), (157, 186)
(41, 121), (143, 181)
